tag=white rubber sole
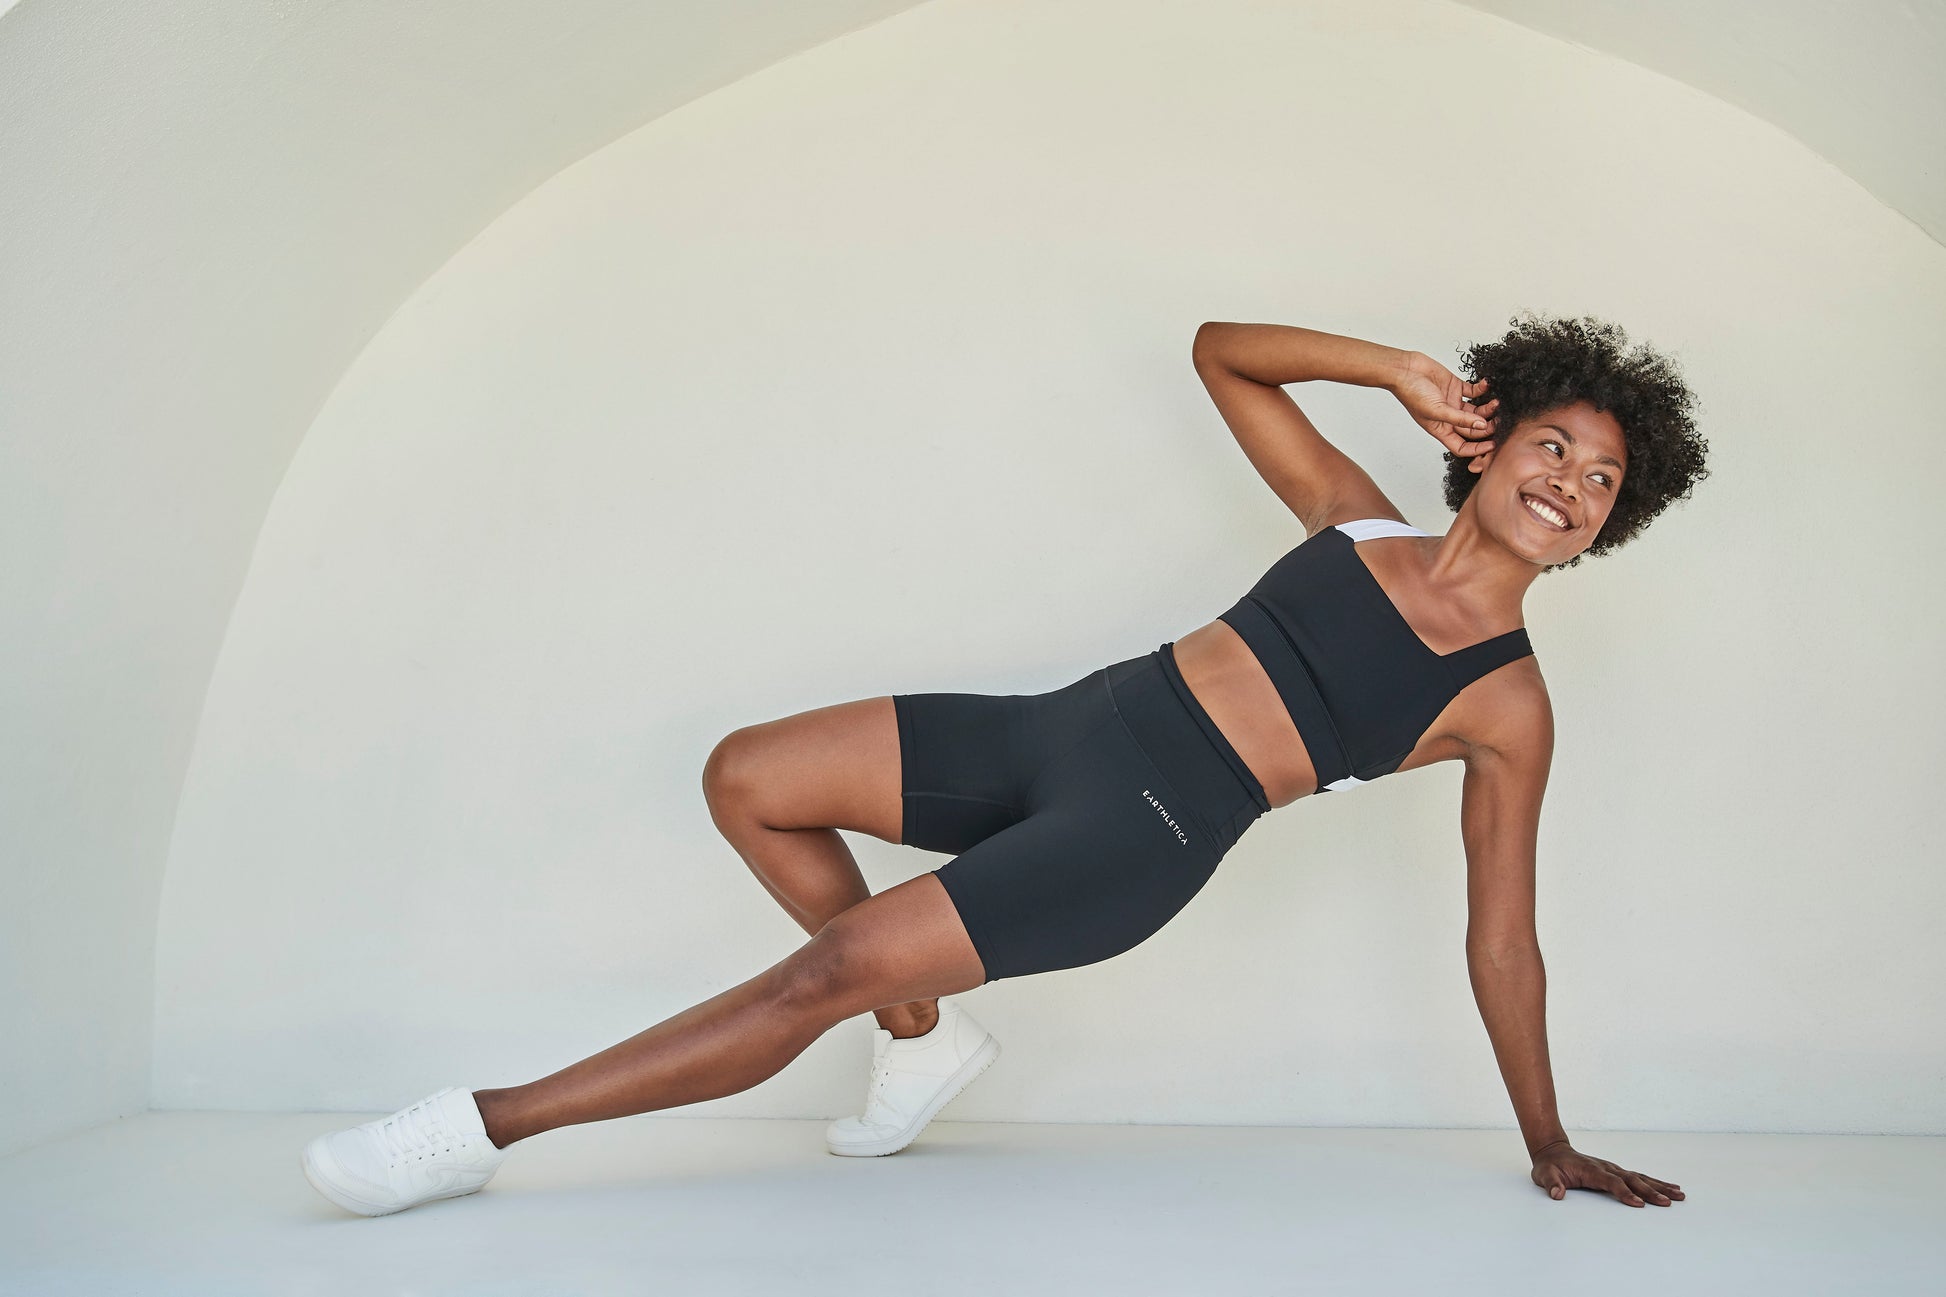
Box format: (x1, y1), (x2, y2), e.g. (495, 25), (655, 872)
(825, 1032), (1001, 1158)
(300, 1140), (490, 1218)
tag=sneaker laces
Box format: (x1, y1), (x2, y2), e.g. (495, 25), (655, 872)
(862, 1048), (899, 1120)
(376, 1097), (453, 1162)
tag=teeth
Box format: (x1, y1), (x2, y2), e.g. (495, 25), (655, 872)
(1524, 496), (1568, 529)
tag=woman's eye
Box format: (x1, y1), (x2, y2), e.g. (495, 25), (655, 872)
(1543, 437), (1614, 486)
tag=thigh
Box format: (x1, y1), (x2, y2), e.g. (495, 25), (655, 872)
(893, 688), (1033, 856)
(933, 716), (1226, 984)
(896, 663), (1109, 856)
(710, 696), (903, 844)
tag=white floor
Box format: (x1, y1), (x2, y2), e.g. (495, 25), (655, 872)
(0, 1114), (1939, 1296)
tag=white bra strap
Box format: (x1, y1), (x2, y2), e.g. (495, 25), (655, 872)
(1335, 518), (1428, 541)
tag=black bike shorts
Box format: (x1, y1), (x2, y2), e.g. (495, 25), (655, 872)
(894, 643), (1272, 983)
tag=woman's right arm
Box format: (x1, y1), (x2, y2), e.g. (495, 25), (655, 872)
(1191, 322), (1494, 535)
(1195, 321), (1410, 389)
(1191, 322), (1417, 536)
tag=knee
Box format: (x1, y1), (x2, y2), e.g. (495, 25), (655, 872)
(701, 727), (763, 824)
(771, 921), (882, 1018)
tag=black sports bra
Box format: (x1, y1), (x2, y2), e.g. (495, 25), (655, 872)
(1216, 518), (1534, 795)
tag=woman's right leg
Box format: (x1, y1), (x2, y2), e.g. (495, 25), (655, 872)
(471, 871), (984, 1147)
(702, 696), (941, 1038)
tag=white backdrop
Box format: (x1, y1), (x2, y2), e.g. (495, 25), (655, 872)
(152, 0), (1945, 1134)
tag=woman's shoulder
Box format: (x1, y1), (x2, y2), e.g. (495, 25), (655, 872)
(1455, 655), (1552, 765)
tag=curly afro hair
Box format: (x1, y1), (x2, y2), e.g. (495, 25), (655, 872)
(1442, 311), (1709, 571)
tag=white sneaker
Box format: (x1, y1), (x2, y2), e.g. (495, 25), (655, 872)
(825, 998), (1000, 1157)
(301, 1086), (509, 1216)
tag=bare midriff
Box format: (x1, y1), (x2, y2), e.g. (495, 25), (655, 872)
(1170, 618), (1320, 809)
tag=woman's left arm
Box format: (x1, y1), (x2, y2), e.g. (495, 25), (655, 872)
(1459, 684), (1687, 1208)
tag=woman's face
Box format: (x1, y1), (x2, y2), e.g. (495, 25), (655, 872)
(1466, 400), (1627, 563)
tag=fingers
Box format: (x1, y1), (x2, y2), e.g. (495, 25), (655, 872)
(1610, 1173), (1647, 1206)
(1450, 396), (1498, 435)
(1446, 403), (1489, 432)
(1614, 1170), (1685, 1206)
(1632, 1172), (1685, 1203)
(1626, 1168), (1673, 1199)
(1437, 430), (1493, 456)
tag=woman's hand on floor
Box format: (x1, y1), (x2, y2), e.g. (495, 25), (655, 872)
(1387, 352), (1499, 455)
(1530, 1141), (1686, 1207)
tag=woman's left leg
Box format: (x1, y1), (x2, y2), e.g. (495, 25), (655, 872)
(471, 872), (984, 1147)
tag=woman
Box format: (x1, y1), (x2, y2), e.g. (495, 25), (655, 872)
(302, 313), (1706, 1215)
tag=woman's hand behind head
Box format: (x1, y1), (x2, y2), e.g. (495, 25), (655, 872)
(1391, 351), (1499, 456)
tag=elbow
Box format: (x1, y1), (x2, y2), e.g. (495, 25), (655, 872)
(1466, 935), (1542, 969)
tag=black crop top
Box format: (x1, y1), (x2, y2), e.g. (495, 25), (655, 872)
(1216, 518), (1534, 795)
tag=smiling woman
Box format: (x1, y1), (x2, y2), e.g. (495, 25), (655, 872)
(1157, 315), (1705, 1208)
(301, 315), (1705, 1219)
(1439, 312), (1710, 570)
(1171, 316), (1710, 814)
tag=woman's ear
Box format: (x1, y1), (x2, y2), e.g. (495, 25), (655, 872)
(1466, 445), (1495, 475)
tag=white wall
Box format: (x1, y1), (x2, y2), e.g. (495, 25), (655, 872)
(149, 0), (1946, 1135)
